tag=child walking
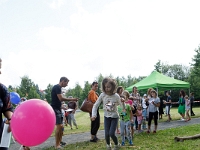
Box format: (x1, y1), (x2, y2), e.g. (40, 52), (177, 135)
(91, 77), (122, 150)
(118, 93), (133, 146)
(142, 94), (147, 130)
(136, 104), (143, 133)
(185, 95), (191, 122)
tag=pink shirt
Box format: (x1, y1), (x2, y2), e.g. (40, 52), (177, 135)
(136, 110), (143, 121)
(125, 100), (133, 106)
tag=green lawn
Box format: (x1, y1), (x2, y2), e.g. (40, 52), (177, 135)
(46, 124), (200, 150)
(59, 107), (200, 136)
(46, 107), (200, 150)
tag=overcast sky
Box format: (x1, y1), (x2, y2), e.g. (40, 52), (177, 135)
(0, 0), (199, 90)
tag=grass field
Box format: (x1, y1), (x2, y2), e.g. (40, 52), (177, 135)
(45, 107), (200, 150)
(58, 107), (200, 136)
(47, 124), (200, 150)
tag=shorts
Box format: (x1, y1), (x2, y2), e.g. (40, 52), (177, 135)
(53, 108), (63, 125)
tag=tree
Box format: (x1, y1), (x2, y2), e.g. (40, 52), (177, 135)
(161, 62), (190, 81)
(154, 60), (162, 73)
(45, 84), (53, 103)
(188, 45), (200, 98)
(191, 45), (200, 76)
(17, 76), (40, 99)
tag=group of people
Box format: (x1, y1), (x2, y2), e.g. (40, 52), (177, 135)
(177, 90), (195, 122)
(50, 77), (164, 150)
(0, 61), (196, 150)
(90, 79), (161, 150)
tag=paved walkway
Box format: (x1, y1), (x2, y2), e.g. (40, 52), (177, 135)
(9, 117), (200, 150)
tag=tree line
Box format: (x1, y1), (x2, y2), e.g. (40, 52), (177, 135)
(7, 45), (200, 107)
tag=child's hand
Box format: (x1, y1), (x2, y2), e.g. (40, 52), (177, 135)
(130, 119), (134, 123)
(91, 117), (96, 121)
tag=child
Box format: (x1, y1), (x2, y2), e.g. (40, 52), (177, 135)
(129, 96), (136, 138)
(91, 77), (122, 150)
(118, 93), (133, 146)
(142, 94), (147, 130)
(185, 95), (191, 122)
(136, 104), (143, 133)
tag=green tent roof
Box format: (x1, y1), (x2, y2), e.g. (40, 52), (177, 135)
(126, 71), (190, 92)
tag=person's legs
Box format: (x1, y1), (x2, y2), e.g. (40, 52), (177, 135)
(55, 124), (63, 148)
(142, 109), (147, 129)
(109, 118), (119, 146)
(90, 111), (100, 141)
(71, 113), (78, 128)
(53, 108), (64, 148)
(104, 117), (111, 145)
(120, 121), (125, 144)
(68, 113), (73, 129)
(153, 111), (158, 132)
(135, 116), (138, 130)
(147, 112), (153, 132)
(191, 103), (195, 116)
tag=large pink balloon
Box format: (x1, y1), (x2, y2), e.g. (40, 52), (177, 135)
(11, 99), (56, 147)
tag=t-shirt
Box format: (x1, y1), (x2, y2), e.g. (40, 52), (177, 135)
(148, 97), (160, 112)
(142, 98), (147, 109)
(88, 90), (98, 103)
(190, 96), (194, 103)
(166, 96), (172, 106)
(51, 84), (62, 109)
(118, 104), (131, 122)
(92, 92), (122, 118)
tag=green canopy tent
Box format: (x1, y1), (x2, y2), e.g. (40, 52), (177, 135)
(126, 70), (190, 92)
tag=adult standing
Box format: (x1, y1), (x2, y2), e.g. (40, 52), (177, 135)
(146, 90), (160, 133)
(51, 77), (78, 149)
(67, 96), (78, 129)
(145, 88), (153, 121)
(0, 58), (13, 150)
(88, 81), (100, 142)
(130, 86), (140, 130)
(190, 92), (195, 116)
(178, 90), (186, 121)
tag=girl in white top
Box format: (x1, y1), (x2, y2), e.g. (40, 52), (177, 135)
(185, 95), (191, 122)
(91, 77), (123, 150)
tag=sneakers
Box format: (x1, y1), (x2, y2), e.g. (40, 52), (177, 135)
(153, 130), (156, 133)
(90, 138), (97, 142)
(146, 130), (150, 134)
(121, 142), (125, 146)
(129, 140), (134, 146)
(138, 130), (143, 133)
(106, 144), (112, 150)
(60, 141), (67, 146)
(113, 144), (121, 150)
(94, 136), (99, 141)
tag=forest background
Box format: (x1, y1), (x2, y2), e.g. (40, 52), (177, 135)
(7, 46), (200, 108)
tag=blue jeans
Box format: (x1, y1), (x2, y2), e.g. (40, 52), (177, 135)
(104, 117), (119, 145)
(120, 121), (132, 142)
